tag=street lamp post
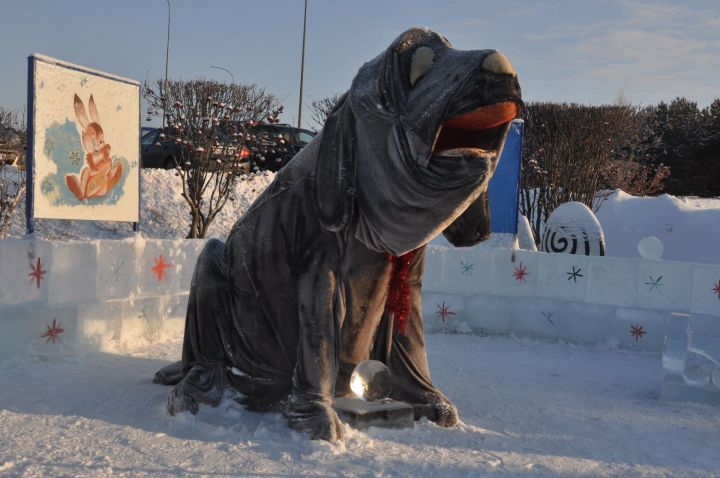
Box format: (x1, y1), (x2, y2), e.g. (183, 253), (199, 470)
(297, 0), (308, 129)
(210, 65), (235, 83)
(163, 0), (171, 129)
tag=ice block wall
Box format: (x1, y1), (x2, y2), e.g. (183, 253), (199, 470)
(0, 236), (206, 362)
(421, 246), (720, 352)
(1, 237), (720, 362)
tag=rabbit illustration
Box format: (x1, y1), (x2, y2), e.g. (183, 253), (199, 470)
(66, 94), (123, 200)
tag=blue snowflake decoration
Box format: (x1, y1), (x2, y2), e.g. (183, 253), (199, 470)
(566, 266), (583, 283)
(645, 275), (664, 292)
(460, 260), (474, 276)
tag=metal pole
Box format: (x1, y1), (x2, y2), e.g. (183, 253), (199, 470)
(25, 56), (35, 236)
(210, 65), (235, 83)
(163, 0), (170, 129)
(297, 0), (307, 129)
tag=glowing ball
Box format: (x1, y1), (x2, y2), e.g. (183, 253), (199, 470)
(350, 360), (392, 401)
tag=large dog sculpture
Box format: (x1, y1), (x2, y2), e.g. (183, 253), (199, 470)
(155, 28), (522, 441)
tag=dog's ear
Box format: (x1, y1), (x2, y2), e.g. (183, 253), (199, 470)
(315, 93), (355, 231)
(442, 190), (492, 247)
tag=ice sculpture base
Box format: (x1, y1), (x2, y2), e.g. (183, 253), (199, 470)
(661, 375), (720, 405)
(333, 396), (414, 430)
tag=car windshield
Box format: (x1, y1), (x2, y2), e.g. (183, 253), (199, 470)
(141, 131), (158, 146)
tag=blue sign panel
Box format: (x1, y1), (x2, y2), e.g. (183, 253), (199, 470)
(488, 119), (523, 234)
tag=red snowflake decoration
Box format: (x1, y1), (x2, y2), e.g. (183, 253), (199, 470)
(436, 301), (456, 323)
(151, 254), (174, 283)
(28, 257), (47, 288)
(41, 318), (65, 344)
(513, 262), (529, 281)
(630, 324), (646, 341)
(713, 280), (720, 299)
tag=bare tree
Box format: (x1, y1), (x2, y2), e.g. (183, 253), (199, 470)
(520, 103), (669, 245)
(0, 107), (26, 238)
(144, 79), (281, 238)
(309, 92), (343, 131)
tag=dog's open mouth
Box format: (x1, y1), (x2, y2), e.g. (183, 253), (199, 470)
(432, 101), (518, 160)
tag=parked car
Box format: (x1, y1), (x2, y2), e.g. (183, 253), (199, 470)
(140, 127), (250, 172)
(0, 127), (25, 168)
(247, 123), (316, 172)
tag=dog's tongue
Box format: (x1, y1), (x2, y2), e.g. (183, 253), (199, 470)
(443, 102), (518, 131)
(435, 147), (496, 160)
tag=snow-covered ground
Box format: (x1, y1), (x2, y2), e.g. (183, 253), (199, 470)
(3, 169), (720, 477)
(2, 334), (719, 478)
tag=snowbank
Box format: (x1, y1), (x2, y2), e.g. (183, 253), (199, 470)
(5, 168), (275, 240)
(597, 190), (720, 265)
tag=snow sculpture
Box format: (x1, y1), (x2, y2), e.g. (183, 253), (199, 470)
(154, 28), (522, 441)
(662, 313), (720, 404)
(637, 236), (664, 260)
(541, 201), (605, 256)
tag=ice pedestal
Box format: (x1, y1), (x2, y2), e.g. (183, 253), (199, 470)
(661, 312), (720, 404)
(332, 396), (414, 430)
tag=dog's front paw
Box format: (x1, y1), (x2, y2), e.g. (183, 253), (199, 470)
(167, 386), (199, 415)
(285, 399), (344, 442)
(410, 394), (459, 427)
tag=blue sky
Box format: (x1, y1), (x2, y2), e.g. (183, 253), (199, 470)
(1, 0), (719, 129)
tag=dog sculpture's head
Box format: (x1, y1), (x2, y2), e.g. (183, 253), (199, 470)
(316, 28), (522, 255)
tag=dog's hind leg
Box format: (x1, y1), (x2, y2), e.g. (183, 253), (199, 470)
(161, 239), (232, 414)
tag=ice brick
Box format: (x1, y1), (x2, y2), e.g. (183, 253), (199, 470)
(490, 249), (539, 298)
(120, 297), (167, 342)
(690, 264), (720, 316)
(0, 239), (52, 306)
(47, 241), (98, 305)
(421, 293), (466, 333)
(511, 297), (564, 340)
(586, 256), (638, 307)
(175, 239), (207, 292)
(614, 307), (668, 351)
(95, 239), (140, 300)
(421, 245), (448, 293)
(553, 301), (617, 345)
(443, 247), (495, 296)
(333, 396), (414, 430)
(4, 305), (79, 360)
(76, 301), (124, 348)
(138, 240), (181, 297)
(536, 252), (589, 302)
(635, 259), (692, 312)
(662, 313), (690, 375)
(465, 294), (514, 335)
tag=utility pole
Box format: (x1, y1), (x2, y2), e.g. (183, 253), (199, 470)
(297, 0), (308, 129)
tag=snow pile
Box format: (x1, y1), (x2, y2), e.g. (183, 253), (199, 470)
(6, 168), (275, 240)
(597, 190), (720, 265)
